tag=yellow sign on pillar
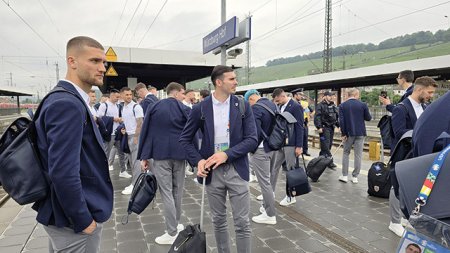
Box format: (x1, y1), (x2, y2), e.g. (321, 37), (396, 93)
(106, 65), (118, 77)
(105, 47), (117, 62)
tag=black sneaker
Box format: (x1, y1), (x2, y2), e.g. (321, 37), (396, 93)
(328, 163), (337, 170)
(303, 152), (311, 156)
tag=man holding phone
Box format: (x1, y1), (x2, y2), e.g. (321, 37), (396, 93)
(380, 70), (414, 112)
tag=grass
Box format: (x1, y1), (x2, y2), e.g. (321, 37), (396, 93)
(187, 41), (450, 90)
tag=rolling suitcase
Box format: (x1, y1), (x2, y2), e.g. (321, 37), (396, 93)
(306, 141), (343, 182)
(367, 137), (390, 198)
(169, 177), (207, 253)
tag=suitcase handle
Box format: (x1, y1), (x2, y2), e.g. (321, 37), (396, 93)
(200, 173), (206, 230)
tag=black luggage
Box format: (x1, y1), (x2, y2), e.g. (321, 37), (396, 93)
(169, 176), (207, 253)
(367, 161), (390, 198)
(306, 156), (332, 182)
(306, 141), (343, 182)
(286, 156), (311, 197)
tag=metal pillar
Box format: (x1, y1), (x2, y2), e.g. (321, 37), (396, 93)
(221, 0), (227, 65)
(323, 0), (332, 73)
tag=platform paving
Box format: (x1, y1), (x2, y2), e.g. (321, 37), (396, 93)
(0, 146), (400, 253)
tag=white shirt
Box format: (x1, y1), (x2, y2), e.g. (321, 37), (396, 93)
(61, 79), (90, 109)
(182, 100), (193, 109)
(280, 97), (291, 112)
(89, 106), (97, 117)
(212, 93), (230, 153)
(97, 100), (120, 135)
(407, 96), (424, 119)
(122, 101), (144, 135)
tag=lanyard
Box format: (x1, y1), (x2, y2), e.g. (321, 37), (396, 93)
(415, 144), (450, 213)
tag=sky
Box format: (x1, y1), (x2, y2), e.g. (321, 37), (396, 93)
(1, 0), (449, 94)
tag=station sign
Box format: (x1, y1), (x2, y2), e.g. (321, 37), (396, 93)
(203, 16), (239, 54)
(105, 47), (117, 62)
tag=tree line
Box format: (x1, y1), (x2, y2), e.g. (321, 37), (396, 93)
(266, 28), (450, 67)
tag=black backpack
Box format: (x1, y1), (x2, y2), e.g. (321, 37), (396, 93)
(389, 130), (414, 198)
(253, 102), (297, 150)
(377, 115), (393, 149)
(367, 161), (390, 198)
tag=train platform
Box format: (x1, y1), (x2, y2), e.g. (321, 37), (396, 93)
(0, 146), (400, 253)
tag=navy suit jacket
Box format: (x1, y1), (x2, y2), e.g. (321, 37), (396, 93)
(282, 99), (304, 148)
(413, 91), (450, 157)
(179, 95), (258, 185)
(252, 98), (277, 153)
(33, 81), (113, 233)
(141, 93), (159, 116)
(386, 85), (413, 112)
(391, 98), (423, 146)
(338, 98), (372, 137)
(138, 98), (190, 161)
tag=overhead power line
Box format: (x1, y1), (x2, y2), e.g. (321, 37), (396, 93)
(118, 0), (145, 45)
(132, 0), (152, 42)
(110, 0), (129, 45)
(38, 0), (63, 38)
(137, 0), (169, 47)
(2, 0), (63, 58)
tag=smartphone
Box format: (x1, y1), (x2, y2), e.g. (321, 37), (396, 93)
(380, 91), (387, 98)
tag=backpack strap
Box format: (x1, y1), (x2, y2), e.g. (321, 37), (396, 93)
(132, 104), (137, 118)
(103, 102), (108, 116)
(254, 102), (276, 116)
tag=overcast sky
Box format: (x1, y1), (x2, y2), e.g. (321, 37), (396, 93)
(1, 0), (449, 92)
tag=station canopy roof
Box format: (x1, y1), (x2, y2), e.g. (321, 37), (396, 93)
(236, 54), (450, 94)
(0, 86), (34, 96)
(103, 47), (245, 91)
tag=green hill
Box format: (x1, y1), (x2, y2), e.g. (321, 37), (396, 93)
(187, 41), (450, 90)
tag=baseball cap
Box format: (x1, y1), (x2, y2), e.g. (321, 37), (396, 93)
(291, 88), (304, 94)
(244, 89), (260, 101)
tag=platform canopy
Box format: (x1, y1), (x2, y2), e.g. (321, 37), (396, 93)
(236, 54), (450, 94)
(0, 86), (34, 96)
(103, 46), (245, 92)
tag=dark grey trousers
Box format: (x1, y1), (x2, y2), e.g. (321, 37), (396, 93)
(44, 223), (103, 253)
(250, 148), (276, 216)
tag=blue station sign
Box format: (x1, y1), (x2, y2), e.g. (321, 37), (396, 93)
(202, 16), (239, 54)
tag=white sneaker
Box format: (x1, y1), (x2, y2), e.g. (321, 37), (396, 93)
(185, 167), (194, 176)
(279, 196), (296, 206)
(252, 212), (276, 225)
(155, 232), (178, 245)
(119, 171), (132, 178)
(401, 217), (409, 227)
(351, 177), (358, 184)
(177, 224), (184, 232)
(121, 185), (133, 195)
(109, 165), (114, 171)
(338, 176), (348, 183)
(256, 194), (264, 201)
(249, 174), (258, 182)
(389, 222), (405, 237)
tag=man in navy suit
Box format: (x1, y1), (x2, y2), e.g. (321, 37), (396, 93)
(244, 89), (278, 225)
(413, 90), (450, 157)
(389, 76), (437, 237)
(135, 82), (158, 115)
(380, 70), (415, 113)
(338, 88), (372, 184)
(33, 36), (113, 252)
(179, 65), (258, 253)
(271, 88), (304, 207)
(138, 82), (190, 245)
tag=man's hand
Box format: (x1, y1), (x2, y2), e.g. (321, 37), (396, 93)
(342, 135), (348, 142)
(295, 147), (303, 157)
(133, 136), (138, 145)
(379, 96), (391, 106)
(82, 220), (97, 235)
(205, 152), (228, 170)
(113, 117), (121, 123)
(318, 128), (323, 134)
(141, 160), (149, 172)
(120, 128), (126, 135)
(197, 159), (208, 177)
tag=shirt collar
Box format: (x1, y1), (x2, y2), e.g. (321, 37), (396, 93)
(61, 79), (90, 106)
(408, 96), (422, 108)
(211, 92), (230, 106)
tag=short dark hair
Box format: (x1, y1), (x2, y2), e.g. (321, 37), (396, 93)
(135, 82), (147, 91)
(200, 89), (210, 98)
(148, 85), (157, 91)
(166, 82), (184, 95)
(406, 243), (421, 253)
(399, 70), (414, 83)
(66, 36), (104, 54)
(185, 89), (195, 94)
(211, 65), (234, 86)
(110, 89), (119, 94)
(120, 87), (131, 93)
(414, 76), (438, 89)
(102, 93), (110, 98)
(89, 89), (96, 94)
(272, 88), (285, 98)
